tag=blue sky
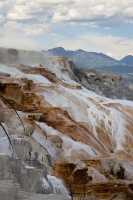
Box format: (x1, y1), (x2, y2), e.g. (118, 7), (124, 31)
(0, 0), (133, 59)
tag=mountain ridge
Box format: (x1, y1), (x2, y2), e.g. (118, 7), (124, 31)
(120, 55), (133, 65)
(43, 47), (133, 73)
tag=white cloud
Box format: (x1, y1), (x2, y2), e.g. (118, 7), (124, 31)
(0, 24), (43, 50)
(52, 0), (133, 27)
(0, 15), (5, 26)
(52, 9), (80, 23)
(15, 0), (72, 5)
(0, 20), (54, 51)
(0, 0), (132, 27)
(5, 0), (73, 24)
(24, 24), (50, 37)
(6, 4), (44, 22)
(1, 20), (50, 37)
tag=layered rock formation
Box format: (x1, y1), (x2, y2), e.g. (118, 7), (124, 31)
(72, 66), (133, 100)
(0, 47), (133, 199)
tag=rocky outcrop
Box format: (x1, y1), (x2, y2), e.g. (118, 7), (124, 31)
(0, 154), (52, 193)
(53, 157), (133, 199)
(0, 180), (69, 200)
(72, 65), (133, 100)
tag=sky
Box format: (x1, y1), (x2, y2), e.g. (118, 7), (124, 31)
(0, 0), (133, 59)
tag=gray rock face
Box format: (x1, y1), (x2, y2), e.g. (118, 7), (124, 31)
(12, 160), (52, 194)
(26, 194), (70, 200)
(0, 120), (69, 200)
(0, 180), (70, 200)
(12, 138), (32, 159)
(0, 122), (56, 197)
(0, 155), (52, 193)
(0, 155), (12, 180)
(47, 135), (63, 149)
(73, 68), (133, 100)
(0, 180), (17, 200)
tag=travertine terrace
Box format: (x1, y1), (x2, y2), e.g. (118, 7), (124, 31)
(0, 48), (133, 199)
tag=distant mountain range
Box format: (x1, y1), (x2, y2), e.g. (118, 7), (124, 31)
(120, 55), (133, 65)
(43, 47), (133, 73)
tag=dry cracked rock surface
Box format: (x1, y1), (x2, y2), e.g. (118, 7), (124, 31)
(0, 47), (133, 199)
(73, 67), (133, 100)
